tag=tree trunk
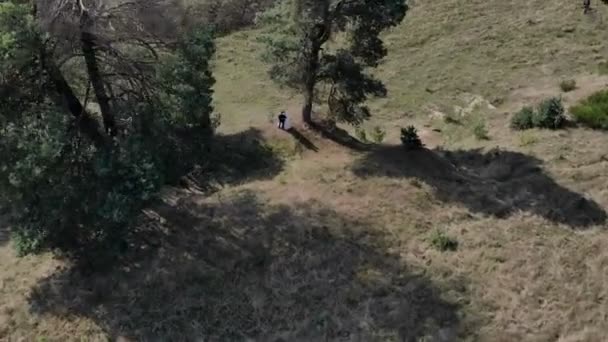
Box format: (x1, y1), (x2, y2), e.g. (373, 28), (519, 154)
(32, 2), (107, 148)
(300, 0), (331, 124)
(302, 78), (315, 124)
(80, 11), (116, 136)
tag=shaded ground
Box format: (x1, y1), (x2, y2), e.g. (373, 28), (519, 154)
(0, 215), (9, 247)
(28, 191), (462, 341)
(353, 145), (607, 228)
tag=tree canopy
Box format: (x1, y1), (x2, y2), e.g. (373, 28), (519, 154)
(260, 0), (408, 124)
(0, 0), (217, 264)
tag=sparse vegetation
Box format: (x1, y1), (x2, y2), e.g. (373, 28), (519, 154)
(370, 126), (387, 143)
(401, 126), (424, 150)
(570, 90), (608, 129)
(473, 120), (490, 140)
(598, 61), (608, 75)
(355, 126), (368, 143)
(429, 230), (458, 251)
(518, 131), (539, 146)
(559, 79), (577, 92)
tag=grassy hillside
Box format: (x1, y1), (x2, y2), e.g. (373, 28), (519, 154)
(2, 0), (608, 341)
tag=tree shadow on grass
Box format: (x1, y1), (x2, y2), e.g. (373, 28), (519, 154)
(183, 128), (285, 193)
(352, 146), (607, 229)
(287, 127), (319, 152)
(0, 215), (9, 247)
(309, 121), (371, 151)
(28, 191), (462, 341)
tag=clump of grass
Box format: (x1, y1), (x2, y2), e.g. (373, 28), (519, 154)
(559, 79), (576, 92)
(518, 131), (539, 147)
(429, 230), (458, 252)
(511, 97), (566, 130)
(355, 126), (368, 143)
(472, 120), (489, 140)
(570, 90), (608, 130)
(400, 126), (424, 150)
(370, 126), (386, 144)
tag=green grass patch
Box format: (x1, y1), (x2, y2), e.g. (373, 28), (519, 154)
(570, 90), (608, 130)
(429, 230), (458, 252)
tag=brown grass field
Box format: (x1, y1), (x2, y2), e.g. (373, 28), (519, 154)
(2, 0), (608, 341)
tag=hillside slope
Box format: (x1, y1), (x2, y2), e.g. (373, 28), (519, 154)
(2, 0), (608, 341)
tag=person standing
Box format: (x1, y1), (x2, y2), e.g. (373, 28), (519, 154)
(278, 111), (287, 129)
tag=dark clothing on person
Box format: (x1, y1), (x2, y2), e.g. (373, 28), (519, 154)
(584, 0), (591, 13)
(278, 114), (287, 129)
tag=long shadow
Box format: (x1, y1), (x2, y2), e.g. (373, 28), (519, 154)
(352, 146), (607, 229)
(287, 127), (319, 152)
(309, 121), (371, 151)
(28, 191), (462, 341)
(183, 128), (285, 193)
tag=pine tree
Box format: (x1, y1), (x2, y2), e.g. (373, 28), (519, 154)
(260, 0), (408, 125)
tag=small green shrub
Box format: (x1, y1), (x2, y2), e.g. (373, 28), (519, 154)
(472, 120), (489, 140)
(400, 126), (423, 150)
(355, 126), (368, 143)
(570, 90), (608, 130)
(534, 97), (565, 129)
(511, 106), (535, 130)
(370, 126), (386, 144)
(598, 61), (608, 75)
(559, 79), (576, 92)
(430, 230), (458, 252)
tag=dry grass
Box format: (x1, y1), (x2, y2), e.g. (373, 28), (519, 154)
(2, 0), (608, 340)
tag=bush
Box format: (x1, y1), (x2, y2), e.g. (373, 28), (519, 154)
(559, 79), (576, 92)
(534, 97), (566, 129)
(511, 97), (566, 130)
(570, 90), (608, 130)
(355, 126), (368, 143)
(400, 126), (423, 150)
(429, 230), (458, 252)
(472, 120), (489, 140)
(511, 106), (535, 130)
(370, 126), (386, 143)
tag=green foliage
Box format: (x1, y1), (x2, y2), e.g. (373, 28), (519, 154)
(472, 120), (489, 140)
(511, 98), (566, 130)
(559, 79), (576, 92)
(355, 126), (368, 143)
(259, 0), (407, 124)
(570, 90), (608, 130)
(429, 230), (458, 252)
(0, 7), (218, 265)
(400, 126), (423, 150)
(534, 97), (566, 129)
(370, 126), (386, 144)
(511, 106), (535, 130)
